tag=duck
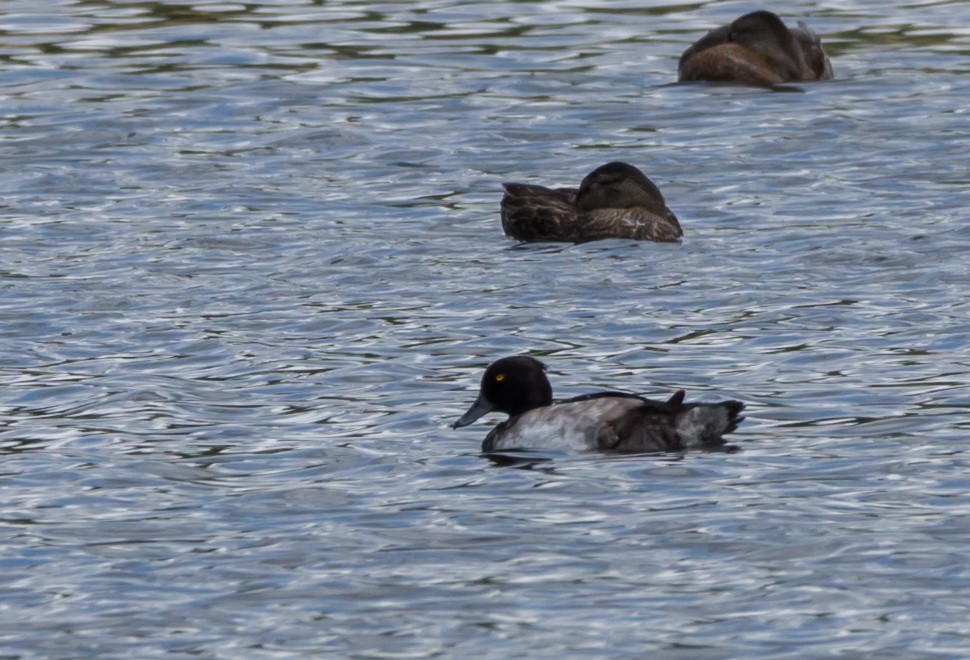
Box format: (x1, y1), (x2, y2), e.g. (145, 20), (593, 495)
(500, 161), (683, 243)
(678, 10), (834, 85)
(452, 356), (745, 453)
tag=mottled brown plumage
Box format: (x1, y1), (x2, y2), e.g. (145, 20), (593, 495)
(678, 10), (833, 85)
(500, 162), (682, 244)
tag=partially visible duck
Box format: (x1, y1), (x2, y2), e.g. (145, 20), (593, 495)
(678, 10), (833, 85)
(453, 356), (745, 453)
(500, 161), (683, 243)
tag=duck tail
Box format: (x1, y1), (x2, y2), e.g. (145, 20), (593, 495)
(676, 399), (745, 448)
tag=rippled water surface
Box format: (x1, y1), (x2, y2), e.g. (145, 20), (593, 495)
(2, 0), (970, 656)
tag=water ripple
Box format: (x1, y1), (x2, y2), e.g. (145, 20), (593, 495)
(2, 0), (970, 656)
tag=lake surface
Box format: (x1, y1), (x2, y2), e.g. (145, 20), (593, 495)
(2, 0), (969, 656)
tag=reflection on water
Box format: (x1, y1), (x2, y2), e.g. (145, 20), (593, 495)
(2, 0), (970, 656)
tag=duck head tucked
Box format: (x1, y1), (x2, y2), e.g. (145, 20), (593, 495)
(728, 10), (805, 80)
(575, 161), (669, 213)
(678, 10), (833, 85)
(500, 161), (682, 243)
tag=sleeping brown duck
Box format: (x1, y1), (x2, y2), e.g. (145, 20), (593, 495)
(500, 162), (682, 244)
(678, 10), (833, 85)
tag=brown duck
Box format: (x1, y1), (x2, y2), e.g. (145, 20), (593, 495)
(678, 10), (833, 85)
(500, 162), (682, 243)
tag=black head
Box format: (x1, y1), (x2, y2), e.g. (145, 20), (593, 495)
(728, 11), (803, 79)
(452, 356), (553, 428)
(575, 162), (666, 212)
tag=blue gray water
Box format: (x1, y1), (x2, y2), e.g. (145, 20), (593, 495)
(2, 0), (969, 656)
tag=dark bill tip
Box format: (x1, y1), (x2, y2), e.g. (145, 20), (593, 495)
(452, 392), (494, 429)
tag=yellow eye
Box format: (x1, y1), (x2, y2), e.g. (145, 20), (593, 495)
(495, 373), (505, 382)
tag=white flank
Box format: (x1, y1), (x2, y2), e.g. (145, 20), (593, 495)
(489, 398), (642, 451)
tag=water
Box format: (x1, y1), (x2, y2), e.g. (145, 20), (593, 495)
(2, 0), (970, 656)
